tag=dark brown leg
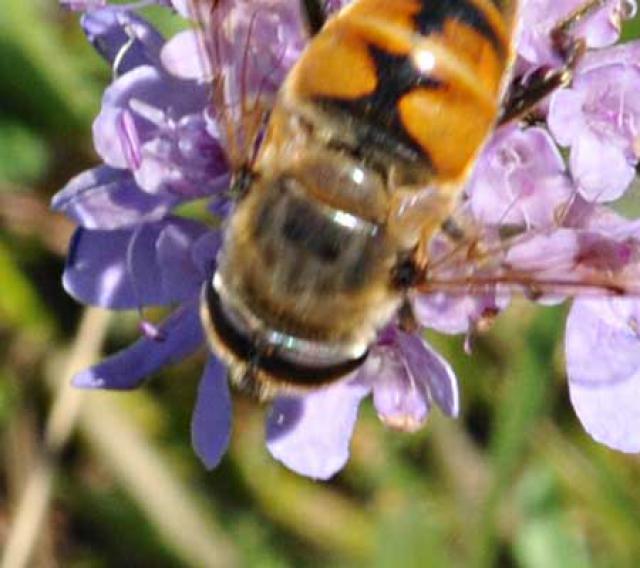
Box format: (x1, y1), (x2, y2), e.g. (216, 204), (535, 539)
(440, 217), (466, 243)
(398, 299), (419, 334)
(498, 0), (608, 125)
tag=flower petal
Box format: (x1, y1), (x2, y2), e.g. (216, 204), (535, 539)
(467, 125), (571, 228)
(265, 381), (369, 480)
(414, 290), (509, 335)
(548, 88), (588, 147)
(578, 38), (640, 73)
(398, 331), (460, 418)
(518, 0), (622, 66)
(191, 231), (222, 278)
(63, 218), (208, 309)
(566, 298), (640, 388)
(60, 0), (107, 11)
(161, 30), (212, 81)
(93, 65), (209, 171)
(52, 165), (177, 229)
(93, 106), (142, 170)
(156, 222), (210, 300)
(191, 356), (232, 469)
(63, 227), (138, 308)
(81, 7), (164, 74)
(101, 64), (208, 119)
(571, 131), (635, 202)
(566, 298), (640, 452)
(367, 349), (430, 432)
(73, 301), (204, 389)
(132, 114), (229, 197)
(169, 0), (191, 18)
(580, 0), (625, 48)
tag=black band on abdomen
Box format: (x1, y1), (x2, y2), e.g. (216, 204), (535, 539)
(204, 279), (368, 387)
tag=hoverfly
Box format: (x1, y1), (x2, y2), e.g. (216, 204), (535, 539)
(183, 0), (636, 398)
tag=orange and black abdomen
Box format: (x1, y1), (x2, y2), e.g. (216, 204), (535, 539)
(287, 0), (518, 185)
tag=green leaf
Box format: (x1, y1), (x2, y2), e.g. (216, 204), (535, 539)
(0, 238), (54, 339)
(513, 467), (592, 568)
(375, 502), (451, 568)
(471, 307), (563, 567)
(515, 516), (591, 568)
(0, 0), (101, 132)
(0, 117), (49, 184)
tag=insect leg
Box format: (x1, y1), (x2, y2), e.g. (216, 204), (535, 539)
(301, 0), (327, 36)
(440, 217), (466, 243)
(498, 0), (609, 125)
(398, 299), (419, 334)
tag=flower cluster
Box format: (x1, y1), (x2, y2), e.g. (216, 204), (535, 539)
(55, 0), (640, 479)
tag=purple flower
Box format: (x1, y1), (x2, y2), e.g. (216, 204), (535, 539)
(365, 327), (459, 431)
(161, 0), (306, 157)
(415, 284), (509, 337)
(466, 124), (574, 228)
(61, 0), (107, 10)
(62, 217), (215, 309)
(163, 0), (305, 89)
(93, 65), (228, 198)
(566, 297), (640, 452)
(548, 41), (640, 202)
(266, 382), (370, 480)
(52, 165), (179, 229)
(414, 231), (511, 336)
(518, 0), (630, 67)
(502, 221), (640, 305)
(55, 0), (640, 480)
(324, 0), (351, 13)
(266, 327), (459, 479)
(81, 7), (165, 74)
(62, 0), (173, 12)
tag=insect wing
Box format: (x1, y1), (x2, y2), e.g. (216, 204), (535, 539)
(183, 0), (308, 168)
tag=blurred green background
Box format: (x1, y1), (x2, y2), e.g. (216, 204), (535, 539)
(1, 3), (640, 567)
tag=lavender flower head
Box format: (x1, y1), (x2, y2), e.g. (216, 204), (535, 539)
(55, 0), (640, 479)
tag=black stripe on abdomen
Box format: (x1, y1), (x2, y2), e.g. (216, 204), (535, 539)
(315, 46), (442, 167)
(205, 280), (367, 387)
(415, 0), (506, 55)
